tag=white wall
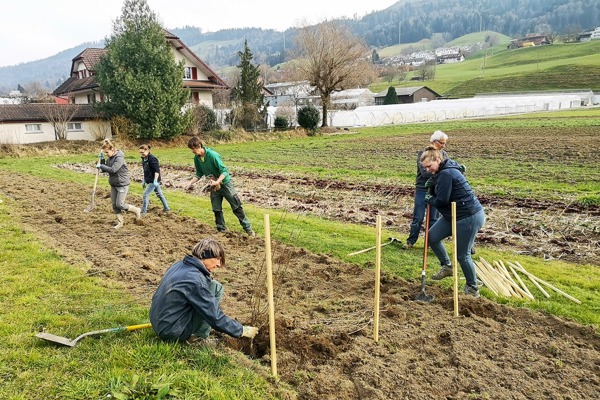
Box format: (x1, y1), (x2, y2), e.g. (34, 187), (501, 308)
(0, 120), (111, 144)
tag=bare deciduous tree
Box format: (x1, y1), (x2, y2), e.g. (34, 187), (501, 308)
(23, 82), (53, 103)
(40, 104), (81, 140)
(295, 21), (372, 127)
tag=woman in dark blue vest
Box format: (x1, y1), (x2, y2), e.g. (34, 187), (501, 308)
(420, 146), (485, 297)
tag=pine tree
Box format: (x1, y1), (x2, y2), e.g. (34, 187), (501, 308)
(383, 87), (399, 105)
(95, 0), (189, 139)
(232, 40), (265, 131)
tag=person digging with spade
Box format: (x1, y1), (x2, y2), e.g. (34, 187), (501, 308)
(402, 130), (448, 250)
(420, 146), (485, 298)
(149, 238), (259, 344)
(96, 139), (142, 229)
(185, 136), (254, 236)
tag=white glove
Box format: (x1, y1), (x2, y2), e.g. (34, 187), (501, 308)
(241, 325), (258, 339)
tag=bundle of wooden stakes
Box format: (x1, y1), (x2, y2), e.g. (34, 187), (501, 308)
(474, 257), (581, 304)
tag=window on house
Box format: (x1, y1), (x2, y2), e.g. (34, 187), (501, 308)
(184, 67), (194, 79)
(87, 94), (96, 104)
(25, 124), (42, 133)
(67, 122), (83, 131)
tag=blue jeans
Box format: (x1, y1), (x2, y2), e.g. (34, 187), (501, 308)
(189, 280), (223, 339)
(142, 183), (170, 213)
(407, 189), (439, 245)
(210, 181), (251, 231)
(428, 209), (485, 288)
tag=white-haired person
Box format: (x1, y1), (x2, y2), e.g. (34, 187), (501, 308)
(402, 130), (448, 250)
(149, 238), (258, 343)
(420, 146), (485, 297)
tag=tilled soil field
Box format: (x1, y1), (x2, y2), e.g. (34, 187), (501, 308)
(1, 169), (598, 400)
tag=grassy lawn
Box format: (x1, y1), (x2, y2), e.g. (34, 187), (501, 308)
(0, 198), (288, 399)
(370, 40), (600, 97)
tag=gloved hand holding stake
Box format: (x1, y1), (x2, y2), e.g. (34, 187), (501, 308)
(425, 193), (433, 202)
(242, 326), (259, 339)
(96, 163), (102, 169)
(424, 177), (434, 188)
(153, 180), (159, 186)
(459, 164), (467, 174)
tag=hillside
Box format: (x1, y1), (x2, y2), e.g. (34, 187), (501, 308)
(1, 0), (598, 93)
(369, 40), (600, 97)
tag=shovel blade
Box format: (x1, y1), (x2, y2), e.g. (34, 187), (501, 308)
(35, 332), (76, 347)
(84, 192), (96, 212)
(414, 292), (435, 302)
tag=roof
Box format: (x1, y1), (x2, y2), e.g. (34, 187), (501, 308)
(54, 31), (227, 96)
(53, 76), (99, 96)
(374, 86), (440, 97)
(72, 48), (107, 73)
(0, 104), (102, 122)
(331, 88), (375, 98)
(164, 30), (227, 88)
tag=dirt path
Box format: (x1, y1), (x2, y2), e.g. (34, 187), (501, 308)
(1, 170), (598, 399)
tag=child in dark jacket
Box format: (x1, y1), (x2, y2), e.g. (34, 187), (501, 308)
(138, 144), (170, 214)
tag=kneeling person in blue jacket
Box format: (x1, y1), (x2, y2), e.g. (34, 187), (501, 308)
(150, 238), (258, 343)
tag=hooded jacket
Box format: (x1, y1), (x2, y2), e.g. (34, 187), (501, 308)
(415, 148), (448, 190)
(149, 255), (243, 341)
(98, 150), (130, 187)
(427, 158), (482, 221)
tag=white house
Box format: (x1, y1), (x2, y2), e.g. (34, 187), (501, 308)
(0, 104), (111, 144)
(53, 30), (227, 108)
(264, 81), (314, 107)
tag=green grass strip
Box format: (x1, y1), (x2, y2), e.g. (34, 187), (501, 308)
(0, 196), (285, 400)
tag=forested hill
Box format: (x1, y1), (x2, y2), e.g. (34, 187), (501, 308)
(0, 0), (598, 92)
(353, 0), (599, 47)
(169, 0), (600, 67)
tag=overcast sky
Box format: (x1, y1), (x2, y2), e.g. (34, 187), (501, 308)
(0, 0), (397, 67)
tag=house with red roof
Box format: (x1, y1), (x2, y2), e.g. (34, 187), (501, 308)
(53, 30), (228, 108)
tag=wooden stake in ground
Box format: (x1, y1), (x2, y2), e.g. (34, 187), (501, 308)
(373, 215), (382, 342)
(263, 214), (278, 379)
(452, 202), (458, 317)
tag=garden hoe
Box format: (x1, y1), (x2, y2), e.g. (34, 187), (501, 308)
(84, 150), (103, 212)
(35, 323), (152, 347)
(414, 204), (434, 302)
